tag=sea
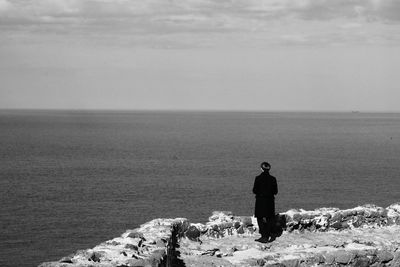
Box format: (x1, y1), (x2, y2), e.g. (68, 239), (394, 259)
(0, 110), (399, 267)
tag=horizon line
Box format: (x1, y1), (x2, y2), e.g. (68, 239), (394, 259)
(1, 108), (400, 114)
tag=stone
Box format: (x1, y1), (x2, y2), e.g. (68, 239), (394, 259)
(256, 258), (266, 266)
(88, 251), (101, 262)
(380, 209), (388, 217)
(106, 240), (121, 246)
(185, 225), (201, 241)
(315, 253), (325, 264)
(125, 243), (139, 250)
(236, 225), (245, 234)
(155, 238), (166, 247)
(390, 251), (400, 265)
(281, 259), (300, 267)
(292, 214), (302, 222)
(331, 221), (343, 230)
(234, 221), (241, 229)
(239, 216), (253, 227)
(368, 211), (380, 218)
(125, 258), (148, 266)
(342, 210), (354, 218)
(352, 216), (365, 228)
(377, 250), (394, 263)
(331, 212), (343, 223)
(353, 257), (370, 267)
(341, 221), (350, 229)
(324, 253), (335, 265)
(59, 257), (73, 263)
(209, 211), (233, 222)
(126, 237), (143, 249)
(334, 250), (354, 264)
(173, 218), (190, 236)
(219, 222), (234, 230)
(127, 230), (145, 239)
(147, 249), (166, 266)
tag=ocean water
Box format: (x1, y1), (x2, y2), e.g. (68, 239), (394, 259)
(0, 110), (399, 267)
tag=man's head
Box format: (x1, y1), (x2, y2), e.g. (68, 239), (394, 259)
(260, 162), (271, 172)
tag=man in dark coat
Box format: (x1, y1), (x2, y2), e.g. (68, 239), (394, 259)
(253, 161), (278, 243)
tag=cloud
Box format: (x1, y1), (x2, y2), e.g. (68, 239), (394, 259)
(2, 0), (400, 24)
(0, 0), (399, 47)
(0, 0), (11, 12)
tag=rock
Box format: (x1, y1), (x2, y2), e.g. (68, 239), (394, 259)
(292, 213), (302, 222)
(127, 230), (145, 239)
(234, 221), (241, 229)
(341, 221), (350, 229)
(256, 258), (266, 266)
(209, 211), (233, 222)
(331, 221), (343, 230)
(314, 253), (325, 264)
(125, 258), (147, 266)
(390, 252), (400, 266)
(352, 216), (365, 228)
(185, 225), (201, 241)
(215, 251), (223, 257)
(324, 253), (335, 264)
(368, 210), (380, 218)
(353, 256), (370, 267)
(155, 238), (166, 247)
(201, 248), (219, 256)
(334, 250), (354, 264)
(173, 218), (190, 236)
(377, 250), (394, 263)
(331, 212), (343, 223)
(106, 240), (121, 246)
(370, 263), (385, 267)
(342, 210), (354, 218)
(239, 216), (253, 227)
(125, 243), (139, 250)
(281, 259), (300, 267)
(88, 251), (101, 262)
(236, 225), (245, 234)
(380, 209), (388, 217)
(147, 249), (166, 266)
(59, 256), (73, 263)
(127, 237), (143, 249)
(219, 222), (234, 230)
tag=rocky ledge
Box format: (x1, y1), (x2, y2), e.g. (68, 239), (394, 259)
(39, 203), (400, 267)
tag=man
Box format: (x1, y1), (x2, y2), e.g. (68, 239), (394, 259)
(253, 161), (278, 243)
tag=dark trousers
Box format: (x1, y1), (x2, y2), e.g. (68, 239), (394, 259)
(257, 216), (274, 238)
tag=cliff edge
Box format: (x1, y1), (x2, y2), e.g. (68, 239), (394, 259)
(39, 203), (400, 267)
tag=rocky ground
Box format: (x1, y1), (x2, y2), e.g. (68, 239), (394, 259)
(39, 203), (400, 267)
(180, 225), (400, 266)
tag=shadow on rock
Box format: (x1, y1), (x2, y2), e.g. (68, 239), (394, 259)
(271, 214), (287, 240)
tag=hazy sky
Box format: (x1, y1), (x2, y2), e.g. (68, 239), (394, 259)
(1, 0), (400, 111)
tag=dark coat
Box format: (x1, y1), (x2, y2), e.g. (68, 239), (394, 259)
(253, 171), (278, 218)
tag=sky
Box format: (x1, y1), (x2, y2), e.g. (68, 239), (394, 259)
(0, 0), (400, 111)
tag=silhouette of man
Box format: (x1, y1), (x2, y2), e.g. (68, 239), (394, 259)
(253, 162), (278, 243)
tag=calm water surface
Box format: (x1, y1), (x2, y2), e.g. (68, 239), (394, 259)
(0, 111), (399, 266)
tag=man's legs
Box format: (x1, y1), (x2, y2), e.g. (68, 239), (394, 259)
(265, 215), (276, 242)
(255, 217), (269, 242)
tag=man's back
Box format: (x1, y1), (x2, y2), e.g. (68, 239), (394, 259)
(253, 172), (278, 198)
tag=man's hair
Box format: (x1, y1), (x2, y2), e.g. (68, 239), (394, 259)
(260, 162), (271, 171)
